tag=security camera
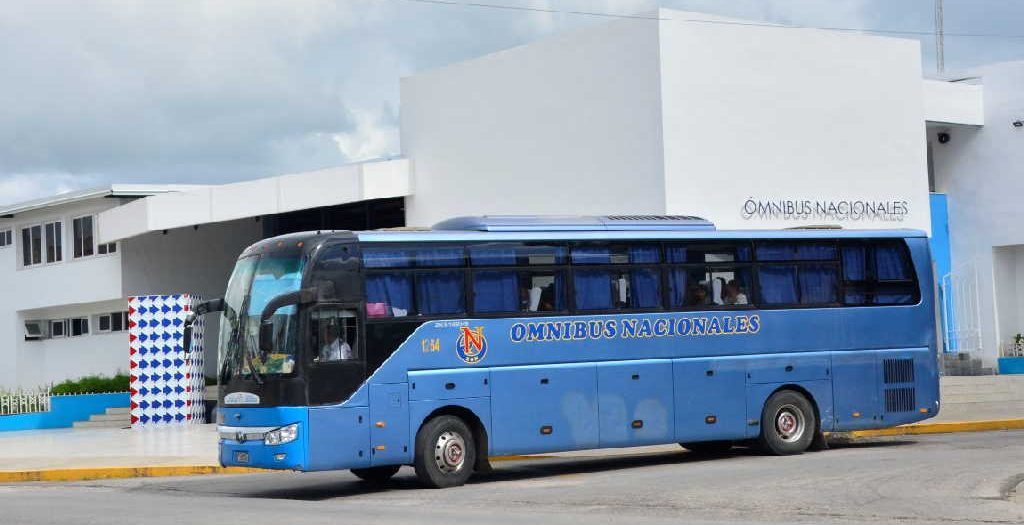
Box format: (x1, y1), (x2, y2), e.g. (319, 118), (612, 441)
(937, 132), (950, 144)
(1013, 120), (1023, 128)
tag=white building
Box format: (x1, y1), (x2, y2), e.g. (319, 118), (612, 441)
(0, 9), (1017, 388)
(930, 62), (1024, 368)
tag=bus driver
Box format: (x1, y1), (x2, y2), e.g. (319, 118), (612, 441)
(320, 322), (353, 361)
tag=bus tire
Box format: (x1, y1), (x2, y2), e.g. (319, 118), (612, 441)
(350, 465), (401, 484)
(414, 415), (476, 489)
(680, 441), (733, 455)
(758, 390), (816, 455)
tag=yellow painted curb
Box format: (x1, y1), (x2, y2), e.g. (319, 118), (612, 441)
(0, 465), (266, 483)
(844, 418), (1024, 438)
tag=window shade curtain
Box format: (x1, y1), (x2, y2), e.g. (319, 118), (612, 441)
(758, 265), (798, 304)
(798, 265), (838, 304)
(366, 274), (414, 316)
(875, 245), (909, 280)
(473, 271), (519, 312)
(416, 271), (465, 314)
(628, 247), (660, 308)
(574, 269), (612, 310)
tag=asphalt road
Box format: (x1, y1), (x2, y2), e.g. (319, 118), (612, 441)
(1, 430), (1022, 525)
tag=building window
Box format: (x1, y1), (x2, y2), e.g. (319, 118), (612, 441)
(50, 319), (68, 338)
(21, 225), (42, 266)
(44, 221), (62, 263)
(21, 221), (63, 267)
(73, 216), (95, 258)
(70, 317), (89, 337)
(0, 229), (12, 248)
(24, 321), (45, 340)
(97, 242), (117, 255)
(97, 311), (128, 333)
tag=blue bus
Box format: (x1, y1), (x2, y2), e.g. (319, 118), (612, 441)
(189, 215), (939, 488)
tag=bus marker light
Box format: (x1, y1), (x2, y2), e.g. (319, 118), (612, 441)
(631, 420), (644, 429)
(540, 426), (553, 435)
(705, 415), (717, 425)
(852, 412), (861, 418)
(919, 408), (929, 413)
(375, 445), (386, 451)
(274, 454), (287, 462)
(375, 421), (386, 428)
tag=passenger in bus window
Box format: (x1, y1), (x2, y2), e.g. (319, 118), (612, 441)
(538, 285), (557, 311)
(687, 284), (710, 306)
(724, 280), (749, 305)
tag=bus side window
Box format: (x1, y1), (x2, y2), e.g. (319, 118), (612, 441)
(473, 270), (566, 314)
(667, 243), (753, 308)
(367, 273), (415, 317)
(755, 241), (839, 306)
(571, 244), (661, 311)
(416, 271), (466, 315)
(312, 308), (359, 362)
(841, 241), (917, 306)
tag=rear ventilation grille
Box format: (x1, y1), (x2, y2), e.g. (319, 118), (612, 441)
(885, 387), (916, 413)
(604, 215), (706, 221)
(883, 358), (915, 384)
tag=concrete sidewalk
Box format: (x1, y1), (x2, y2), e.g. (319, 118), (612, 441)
(0, 425), (219, 472)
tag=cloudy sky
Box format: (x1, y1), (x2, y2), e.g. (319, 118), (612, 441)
(2, 0), (1023, 205)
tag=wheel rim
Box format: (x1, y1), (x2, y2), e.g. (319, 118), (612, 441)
(433, 430), (467, 474)
(774, 404), (806, 443)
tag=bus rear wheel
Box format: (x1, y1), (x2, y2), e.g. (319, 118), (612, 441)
(414, 415), (476, 489)
(680, 441), (733, 455)
(350, 465), (401, 484)
(758, 390), (816, 455)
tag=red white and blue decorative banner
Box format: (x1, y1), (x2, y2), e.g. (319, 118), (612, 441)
(128, 294), (206, 428)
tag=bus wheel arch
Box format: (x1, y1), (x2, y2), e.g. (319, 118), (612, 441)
(757, 385), (821, 455)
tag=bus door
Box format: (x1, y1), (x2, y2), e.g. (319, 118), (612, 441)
(307, 305), (366, 405)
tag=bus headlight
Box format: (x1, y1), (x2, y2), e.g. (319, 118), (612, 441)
(264, 423), (299, 446)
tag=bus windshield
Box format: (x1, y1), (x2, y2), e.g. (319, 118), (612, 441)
(219, 254), (305, 382)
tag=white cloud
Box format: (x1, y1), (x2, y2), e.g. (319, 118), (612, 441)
(0, 173), (100, 206)
(332, 105), (400, 162)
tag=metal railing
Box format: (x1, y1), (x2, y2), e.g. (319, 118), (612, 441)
(0, 390), (51, 416)
(941, 262), (983, 354)
(1001, 342), (1024, 358)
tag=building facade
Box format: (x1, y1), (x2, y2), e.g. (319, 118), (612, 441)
(0, 9), (1017, 388)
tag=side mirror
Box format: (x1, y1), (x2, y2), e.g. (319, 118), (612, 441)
(256, 288), (316, 354)
(259, 320), (275, 353)
(183, 313), (197, 354)
(182, 298), (225, 354)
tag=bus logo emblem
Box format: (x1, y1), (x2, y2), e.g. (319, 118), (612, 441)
(455, 326), (488, 364)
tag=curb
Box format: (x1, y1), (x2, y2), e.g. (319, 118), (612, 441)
(0, 466), (264, 483)
(0, 456), (555, 484)
(838, 418), (1024, 439)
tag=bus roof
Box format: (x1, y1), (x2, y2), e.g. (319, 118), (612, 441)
(353, 228), (928, 243)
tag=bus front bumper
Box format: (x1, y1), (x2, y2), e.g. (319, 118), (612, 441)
(218, 406), (309, 470)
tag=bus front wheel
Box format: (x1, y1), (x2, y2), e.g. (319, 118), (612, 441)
(350, 465), (401, 484)
(414, 415), (476, 488)
(758, 390), (816, 455)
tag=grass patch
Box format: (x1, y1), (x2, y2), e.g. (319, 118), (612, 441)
(50, 373), (130, 395)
